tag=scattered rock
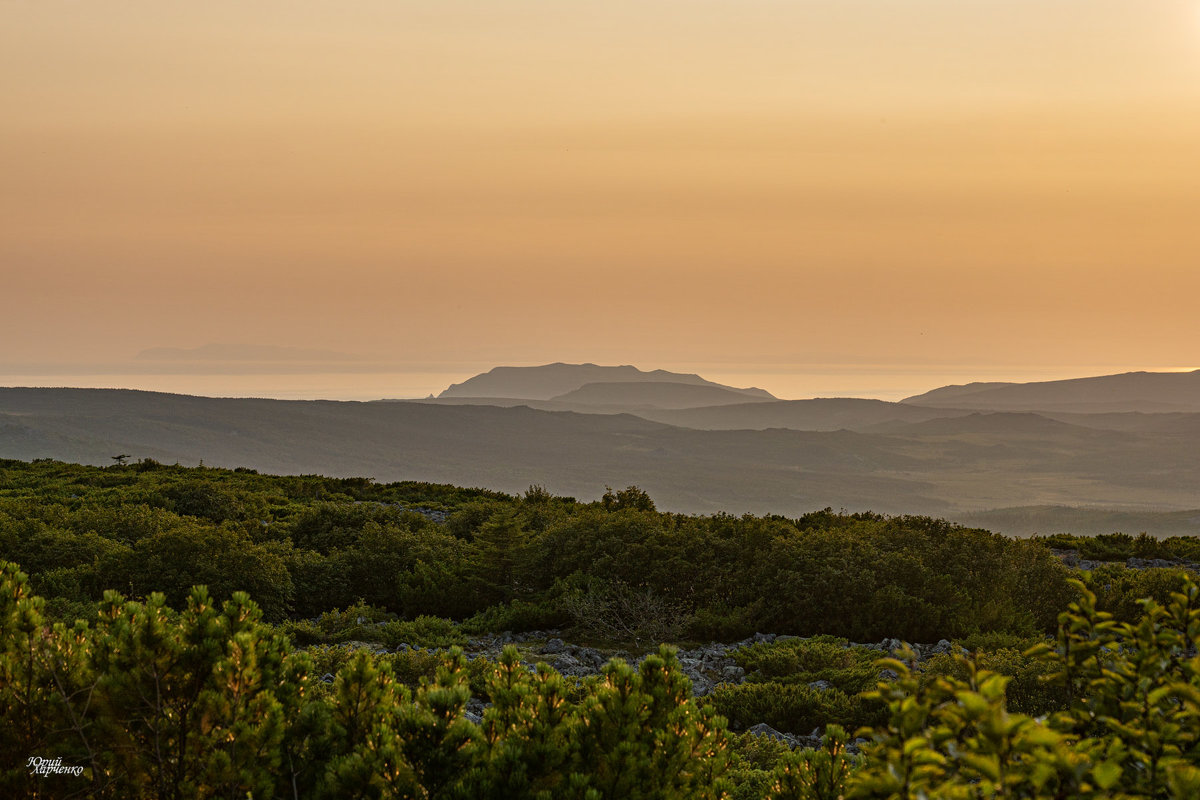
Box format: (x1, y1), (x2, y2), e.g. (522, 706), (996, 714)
(1053, 549), (1200, 573)
(364, 628), (969, 709)
(1127, 556), (1200, 570)
(747, 723), (797, 746)
(929, 639), (954, 656)
(466, 697), (491, 716)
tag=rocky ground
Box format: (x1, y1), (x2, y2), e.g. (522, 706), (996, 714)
(324, 628), (966, 749)
(1053, 549), (1200, 572)
(456, 629), (962, 696)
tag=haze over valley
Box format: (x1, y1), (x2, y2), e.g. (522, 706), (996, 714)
(4, 363), (1200, 537)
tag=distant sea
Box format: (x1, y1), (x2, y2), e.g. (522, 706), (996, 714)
(2, 362), (1192, 403)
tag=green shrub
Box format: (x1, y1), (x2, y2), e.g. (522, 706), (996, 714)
(376, 615), (464, 649)
(733, 637), (880, 695)
(685, 603), (760, 641)
(957, 630), (1045, 653)
(3, 555), (1200, 800)
(765, 725), (854, 800)
(707, 681), (861, 734)
(461, 598), (568, 634)
(282, 601), (464, 649)
(1088, 564), (1192, 622)
(921, 647), (1065, 717)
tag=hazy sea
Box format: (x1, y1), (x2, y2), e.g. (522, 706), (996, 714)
(2, 362), (1190, 403)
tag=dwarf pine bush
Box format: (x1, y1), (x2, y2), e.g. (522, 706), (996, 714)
(3, 559), (1199, 799)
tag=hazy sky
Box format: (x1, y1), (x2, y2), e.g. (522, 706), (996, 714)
(4, 1), (1200, 397)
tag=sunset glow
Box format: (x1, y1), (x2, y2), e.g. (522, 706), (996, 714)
(4, 1), (1200, 397)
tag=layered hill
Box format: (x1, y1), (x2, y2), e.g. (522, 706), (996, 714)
(639, 398), (973, 431)
(548, 381), (776, 409)
(4, 386), (1200, 533)
(902, 370), (1200, 413)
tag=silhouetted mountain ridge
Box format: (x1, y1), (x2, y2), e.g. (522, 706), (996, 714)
(438, 363), (774, 401)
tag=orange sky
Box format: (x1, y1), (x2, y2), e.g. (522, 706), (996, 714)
(3, 1), (1200, 397)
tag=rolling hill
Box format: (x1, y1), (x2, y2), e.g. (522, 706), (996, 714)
(548, 381), (777, 409)
(638, 398), (973, 431)
(4, 386), (1200, 531)
(902, 370), (1200, 413)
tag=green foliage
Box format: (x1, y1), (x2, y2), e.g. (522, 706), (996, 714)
(734, 637), (878, 690)
(282, 600), (465, 649)
(126, 523), (294, 621)
(708, 681), (866, 736)
(717, 638), (888, 735)
(8, 458), (1200, 799)
(766, 725), (853, 800)
(957, 630), (1045, 653)
(1035, 530), (1200, 563)
(570, 647), (731, 799)
(445, 499), (508, 541)
(685, 602), (762, 641)
(3, 552), (1200, 799)
(1087, 563), (1194, 622)
(845, 574), (1200, 799)
(0, 459), (1095, 644)
(1030, 575), (1200, 797)
(468, 509), (530, 605)
(0, 562), (299, 799)
(715, 638), (888, 738)
(0, 562), (735, 799)
(160, 479), (243, 523)
(921, 647), (1065, 718)
(600, 485), (656, 512)
(462, 597), (569, 634)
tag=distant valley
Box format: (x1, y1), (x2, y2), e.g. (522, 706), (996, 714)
(3, 365), (1200, 536)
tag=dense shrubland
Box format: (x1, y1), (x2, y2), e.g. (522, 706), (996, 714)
(0, 459), (1081, 641)
(3, 562), (1198, 798)
(3, 458), (1199, 797)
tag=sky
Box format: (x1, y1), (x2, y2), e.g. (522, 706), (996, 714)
(3, 1), (1200, 399)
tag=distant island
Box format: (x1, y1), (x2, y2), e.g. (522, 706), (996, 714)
(437, 362), (774, 401)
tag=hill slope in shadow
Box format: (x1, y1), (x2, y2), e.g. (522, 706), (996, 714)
(903, 370), (1200, 413)
(4, 387), (1200, 526)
